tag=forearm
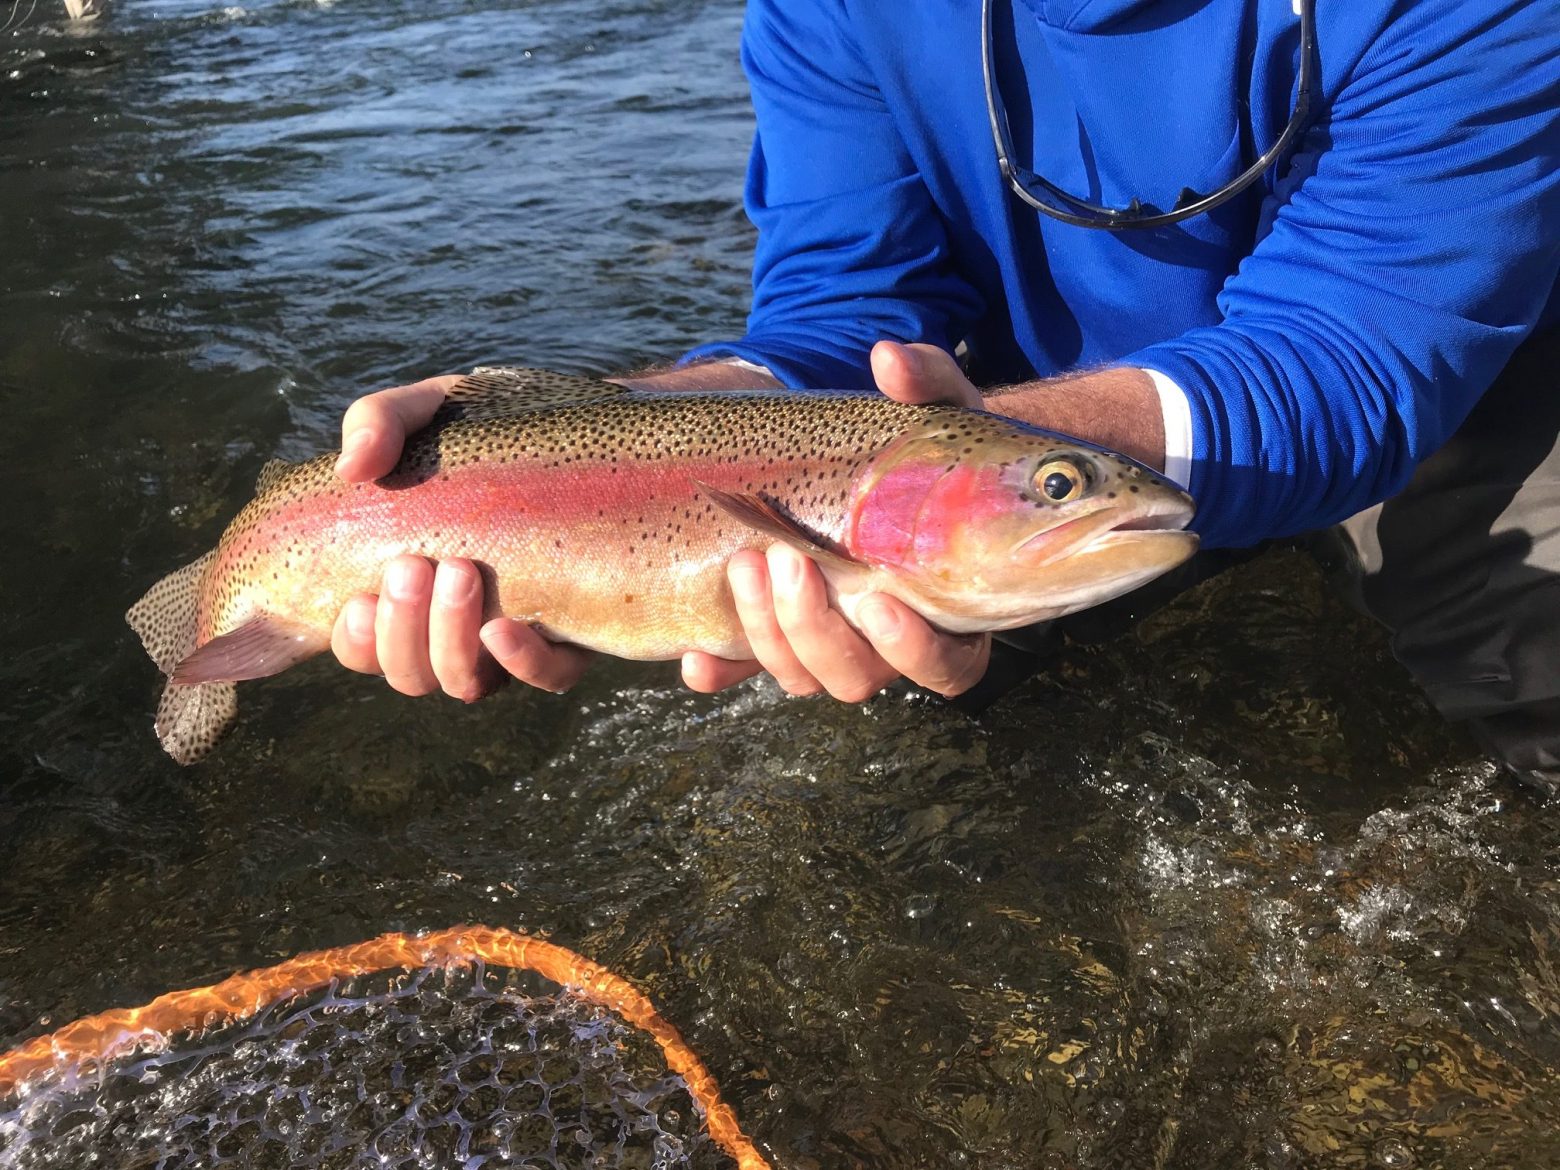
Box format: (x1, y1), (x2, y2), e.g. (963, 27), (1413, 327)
(984, 367), (1166, 473)
(611, 360), (783, 392)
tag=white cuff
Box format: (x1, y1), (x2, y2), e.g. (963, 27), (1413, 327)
(1142, 367), (1193, 490)
(719, 357), (773, 378)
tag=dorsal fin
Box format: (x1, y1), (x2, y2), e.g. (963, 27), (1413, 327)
(432, 366), (626, 424)
(254, 458), (293, 494)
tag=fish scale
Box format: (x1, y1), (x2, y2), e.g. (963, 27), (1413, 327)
(128, 367), (1198, 764)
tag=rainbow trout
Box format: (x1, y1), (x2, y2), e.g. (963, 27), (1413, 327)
(128, 367), (1197, 763)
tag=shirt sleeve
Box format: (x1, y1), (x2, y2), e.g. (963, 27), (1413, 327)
(1128, 0), (1560, 549)
(681, 0), (985, 390)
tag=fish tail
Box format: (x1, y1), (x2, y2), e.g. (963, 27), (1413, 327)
(127, 550), (239, 764)
(153, 677), (238, 766)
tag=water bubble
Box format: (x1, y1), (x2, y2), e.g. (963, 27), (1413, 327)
(1373, 1138), (1415, 1167)
(1264, 1136), (1296, 1167)
(902, 894), (937, 919)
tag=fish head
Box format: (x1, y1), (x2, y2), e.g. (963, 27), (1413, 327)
(844, 411), (1199, 629)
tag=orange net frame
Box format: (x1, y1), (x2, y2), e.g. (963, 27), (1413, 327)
(0, 925), (770, 1170)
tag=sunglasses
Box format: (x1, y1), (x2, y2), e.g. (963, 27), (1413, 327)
(981, 0), (1318, 230)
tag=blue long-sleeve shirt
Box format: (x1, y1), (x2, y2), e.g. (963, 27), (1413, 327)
(684, 0), (1560, 548)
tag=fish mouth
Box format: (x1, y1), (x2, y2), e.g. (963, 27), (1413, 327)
(1106, 504), (1195, 533)
(1089, 497), (1197, 541)
(1014, 492), (1195, 567)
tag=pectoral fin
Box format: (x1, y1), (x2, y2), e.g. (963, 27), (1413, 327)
(695, 482), (865, 574)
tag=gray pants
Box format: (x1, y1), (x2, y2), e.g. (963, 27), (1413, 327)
(1333, 325), (1560, 786)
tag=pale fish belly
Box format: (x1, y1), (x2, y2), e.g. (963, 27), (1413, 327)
(481, 465), (765, 660)
(205, 454), (793, 661)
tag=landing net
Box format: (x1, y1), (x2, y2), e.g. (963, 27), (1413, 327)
(0, 926), (769, 1170)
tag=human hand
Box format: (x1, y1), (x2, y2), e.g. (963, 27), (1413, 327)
(330, 376), (595, 699)
(680, 340), (993, 701)
(332, 373), (461, 484)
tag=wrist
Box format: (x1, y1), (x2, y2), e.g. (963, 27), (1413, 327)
(982, 367), (1167, 472)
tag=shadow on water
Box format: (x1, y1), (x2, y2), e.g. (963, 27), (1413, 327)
(3, 1), (1560, 1167)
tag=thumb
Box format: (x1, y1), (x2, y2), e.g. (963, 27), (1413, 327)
(335, 374), (460, 483)
(870, 341), (981, 408)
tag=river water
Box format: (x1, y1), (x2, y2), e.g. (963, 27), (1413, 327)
(3, 1), (1559, 1166)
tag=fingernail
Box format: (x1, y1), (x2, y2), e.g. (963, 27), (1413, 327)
(335, 428), (372, 473)
(858, 597), (900, 640)
(385, 558), (422, 601)
(346, 598), (375, 640)
(435, 562), (476, 605)
(768, 544), (802, 588)
(481, 619), (520, 659)
(729, 559), (765, 603)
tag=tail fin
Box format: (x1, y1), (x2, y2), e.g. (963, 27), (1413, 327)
(126, 552), (239, 765)
(153, 678), (238, 765)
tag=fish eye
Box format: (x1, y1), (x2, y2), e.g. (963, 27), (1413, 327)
(1034, 457), (1091, 503)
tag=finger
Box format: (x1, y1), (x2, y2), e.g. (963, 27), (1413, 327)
(870, 340), (982, 409)
(480, 618), (594, 693)
(857, 595), (992, 697)
(335, 374), (462, 483)
(429, 559), (493, 703)
(767, 544), (898, 703)
(727, 549), (823, 696)
(681, 651), (764, 694)
(375, 555), (439, 696)
(331, 593), (383, 675)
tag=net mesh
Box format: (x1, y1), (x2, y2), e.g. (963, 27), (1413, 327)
(0, 928), (767, 1170)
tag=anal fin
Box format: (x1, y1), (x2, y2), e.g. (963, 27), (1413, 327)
(171, 616), (326, 685)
